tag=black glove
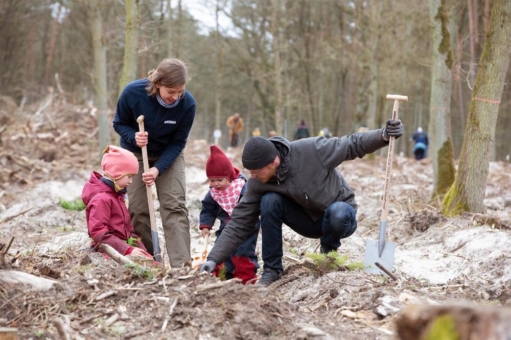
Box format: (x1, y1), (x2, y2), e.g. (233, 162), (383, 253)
(198, 260), (216, 273)
(384, 119), (404, 140)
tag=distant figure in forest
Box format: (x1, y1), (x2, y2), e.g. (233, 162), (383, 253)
(113, 58), (196, 267)
(82, 146), (153, 261)
(294, 119), (310, 140)
(358, 125), (368, 133)
(318, 127), (330, 138)
(252, 127), (261, 137)
(268, 130), (277, 138)
(226, 113), (244, 148)
(411, 127), (429, 160)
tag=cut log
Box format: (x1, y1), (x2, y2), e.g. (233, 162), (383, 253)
(395, 304), (511, 340)
(0, 270), (61, 291)
(0, 327), (19, 340)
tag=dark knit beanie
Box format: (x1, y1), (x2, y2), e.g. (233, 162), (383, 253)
(242, 137), (278, 170)
(206, 145), (239, 181)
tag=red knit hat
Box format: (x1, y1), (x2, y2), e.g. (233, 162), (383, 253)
(101, 145), (139, 179)
(206, 145), (239, 181)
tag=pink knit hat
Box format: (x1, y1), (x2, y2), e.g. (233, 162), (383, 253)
(101, 145), (139, 179)
(206, 145), (239, 181)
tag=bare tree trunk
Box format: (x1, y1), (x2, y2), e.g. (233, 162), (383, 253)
(25, 25), (36, 91)
(367, 3), (382, 131)
(174, 0), (182, 59)
(443, 0), (511, 215)
(396, 304), (511, 340)
(167, 0), (173, 57)
(271, 0), (283, 135)
(483, 0), (492, 34)
(467, 0), (477, 87)
(428, 0), (455, 199)
(214, 0), (223, 145)
(140, 35), (147, 78)
(89, 0), (111, 157)
(118, 0), (140, 97)
(43, 4), (62, 89)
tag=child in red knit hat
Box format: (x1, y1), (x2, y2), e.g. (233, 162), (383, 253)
(82, 145), (152, 260)
(199, 145), (260, 284)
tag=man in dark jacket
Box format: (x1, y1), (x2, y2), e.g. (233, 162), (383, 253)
(199, 119), (404, 286)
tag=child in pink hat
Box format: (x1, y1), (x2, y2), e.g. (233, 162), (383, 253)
(199, 145), (260, 284)
(82, 146), (152, 259)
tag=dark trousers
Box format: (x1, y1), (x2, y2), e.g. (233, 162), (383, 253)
(230, 133), (239, 147)
(260, 193), (357, 271)
(414, 149), (425, 160)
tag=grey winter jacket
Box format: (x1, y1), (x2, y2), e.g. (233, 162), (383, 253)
(207, 129), (388, 264)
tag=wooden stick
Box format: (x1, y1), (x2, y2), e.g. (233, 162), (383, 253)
(95, 290), (117, 301)
(161, 297), (179, 332)
(136, 115), (162, 263)
(53, 317), (71, 340)
(375, 262), (398, 281)
(98, 244), (136, 267)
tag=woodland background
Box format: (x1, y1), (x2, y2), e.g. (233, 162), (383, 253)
(1, 0), (510, 158)
(1, 2), (511, 337)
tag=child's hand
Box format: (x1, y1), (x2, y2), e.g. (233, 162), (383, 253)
(129, 247), (153, 259)
(201, 229), (211, 238)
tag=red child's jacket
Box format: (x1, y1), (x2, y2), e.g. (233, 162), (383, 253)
(82, 171), (147, 255)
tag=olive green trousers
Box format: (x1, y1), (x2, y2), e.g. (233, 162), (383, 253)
(128, 153), (191, 267)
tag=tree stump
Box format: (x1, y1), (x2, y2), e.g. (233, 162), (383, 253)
(395, 304), (511, 340)
(0, 327), (19, 340)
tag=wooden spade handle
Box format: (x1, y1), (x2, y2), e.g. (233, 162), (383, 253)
(380, 94), (408, 221)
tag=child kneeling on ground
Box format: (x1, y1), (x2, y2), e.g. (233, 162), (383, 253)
(82, 145), (152, 260)
(199, 145), (260, 284)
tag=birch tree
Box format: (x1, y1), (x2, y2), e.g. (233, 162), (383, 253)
(428, 0), (455, 198)
(443, 0), (511, 215)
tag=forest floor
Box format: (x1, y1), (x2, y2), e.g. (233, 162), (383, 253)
(1, 94), (511, 340)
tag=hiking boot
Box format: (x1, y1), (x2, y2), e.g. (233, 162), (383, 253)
(257, 268), (282, 287)
(320, 245), (338, 254)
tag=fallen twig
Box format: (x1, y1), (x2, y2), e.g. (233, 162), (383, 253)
(161, 297), (179, 332)
(53, 316), (71, 340)
(104, 313), (119, 327)
(375, 262), (398, 281)
(196, 278), (243, 291)
(0, 207), (33, 224)
(124, 327), (152, 339)
(95, 290), (117, 301)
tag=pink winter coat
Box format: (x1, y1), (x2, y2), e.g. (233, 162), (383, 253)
(82, 171), (147, 255)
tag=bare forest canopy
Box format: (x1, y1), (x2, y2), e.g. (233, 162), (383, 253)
(0, 0), (510, 159)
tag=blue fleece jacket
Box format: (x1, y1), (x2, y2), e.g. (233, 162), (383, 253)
(113, 79), (196, 175)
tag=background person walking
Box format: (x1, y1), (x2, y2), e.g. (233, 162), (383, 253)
(411, 127), (429, 160)
(226, 113), (244, 148)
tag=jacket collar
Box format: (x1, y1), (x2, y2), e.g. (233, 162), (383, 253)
(269, 136), (291, 182)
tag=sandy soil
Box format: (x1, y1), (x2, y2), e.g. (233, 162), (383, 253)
(1, 98), (511, 339)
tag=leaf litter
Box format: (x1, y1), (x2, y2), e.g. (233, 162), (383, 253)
(1, 96), (511, 339)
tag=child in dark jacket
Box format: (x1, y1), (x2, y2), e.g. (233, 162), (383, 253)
(199, 145), (259, 284)
(82, 145), (152, 259)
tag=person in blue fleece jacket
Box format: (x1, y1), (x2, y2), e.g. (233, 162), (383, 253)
(113, 58), (196, 267)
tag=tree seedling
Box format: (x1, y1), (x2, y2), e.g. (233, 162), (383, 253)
(58, 199), (86, 211)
